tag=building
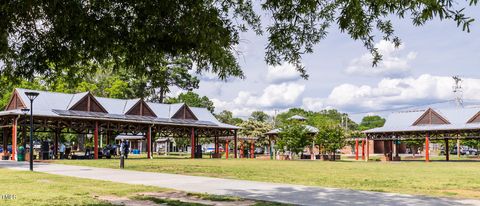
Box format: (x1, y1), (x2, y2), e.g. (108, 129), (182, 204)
(363, 107), (480, 161)
(0, 88), (239, 160)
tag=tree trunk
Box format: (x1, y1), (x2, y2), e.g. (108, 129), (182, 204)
(77, 134), (85, 151)
(159, 87), (165, 103)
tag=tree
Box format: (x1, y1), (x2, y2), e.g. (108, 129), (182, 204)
(1, 1), (476, 80)
(250, 111), (269, 122)
(358, 116), (386, 131)
(215, 110), (244, 125)
(165, 91), (215, 113)
(404, 139), (424, 157)
(0, 76), (45, 110)
(134, 57), (200, 103)
(238, 120), (274, 147)
(316, 125), (346, 161)
(277, 121), (311, 159)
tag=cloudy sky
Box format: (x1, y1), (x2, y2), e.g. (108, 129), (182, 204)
(183, 5), (480, 122)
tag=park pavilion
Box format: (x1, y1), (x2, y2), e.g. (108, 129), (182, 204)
(0, 88), (239, 160)
(265, 115), (319, 159)
(363, 107), (480, 161)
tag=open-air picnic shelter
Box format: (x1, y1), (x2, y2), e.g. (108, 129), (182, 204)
(0, 88), (239, 160)
(364, 107), (480, 162)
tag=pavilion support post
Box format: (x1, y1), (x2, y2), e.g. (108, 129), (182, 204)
(190, 128), (195, 159)
(383, 140), (387, 160)
(22, 120), (27, 150)
(12, 117), (17, 160)
(445, 138), (449, 161)
(361, 139), (365, 160)
(152, 131), (157, 158)
(269, 136), (274, 160)
(234, 130), (238, 159)
(225, 140), (229, 159)
(250, 141), (254, 159)
(355, 139), (359, 160)
(457, 139), (461, 159)
(147, 126), (151, 159)
(54, 130), (59, 159)
(106, 131), (109, 145)
(366, 137), (370, 162)
(240, 140), (244, 158)
(2, 128), (7, 156)
(425, 133), (430, 162)
(94, 121), (99, 159)
(391, 140), (395, 158)
(311, 140), (315, 160)
(395, 140), (399, 158)
(215, 136), (219, 154)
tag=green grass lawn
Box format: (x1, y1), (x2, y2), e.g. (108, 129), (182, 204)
(55, 157), (480, 199)
(0, 168), (166, 206)
(0, 168), (284, 206)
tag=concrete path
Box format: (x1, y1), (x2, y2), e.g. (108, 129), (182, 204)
(1, 161), (479, 206)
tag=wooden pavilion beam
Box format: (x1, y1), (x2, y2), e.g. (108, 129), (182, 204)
(11, 117), (17, 160)
(94, 121), (99, 159)
(147, 125), (151, 159)
(190, 127), (195, 159)
(234, 130), (238, 158)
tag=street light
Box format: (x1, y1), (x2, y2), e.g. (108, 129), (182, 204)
(25, 92), (39, 171)
(21, 108), (30, 151)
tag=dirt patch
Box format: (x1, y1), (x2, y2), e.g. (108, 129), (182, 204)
(138, 191), (256, 206)
(97, 195), (161, 206)
(97, 191), (257, 206)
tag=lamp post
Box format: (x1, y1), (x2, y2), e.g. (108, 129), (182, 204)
(25, 92), (39, 171)
(21, 108), (30, 151)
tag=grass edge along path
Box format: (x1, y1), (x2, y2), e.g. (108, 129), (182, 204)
(0, 168), (288, 206)
(54, 157), (480, 199)
(0, 168), (166, 205)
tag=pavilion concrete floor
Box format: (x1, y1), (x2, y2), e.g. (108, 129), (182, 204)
(1, 160), (479, 206)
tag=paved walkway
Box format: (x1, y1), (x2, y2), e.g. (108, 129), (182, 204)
(1, 161), (479, 206)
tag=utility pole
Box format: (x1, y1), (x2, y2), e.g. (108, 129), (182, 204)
(452, 75), (463, 159)
(452, 75), (464, 108)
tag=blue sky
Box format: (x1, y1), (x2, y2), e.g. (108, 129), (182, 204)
(182, 5), (480, 122)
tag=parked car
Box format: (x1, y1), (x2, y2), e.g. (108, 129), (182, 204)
(254, 147), (264, 154)
(466, 148), (478, 155)
(451, 148), (467, 155)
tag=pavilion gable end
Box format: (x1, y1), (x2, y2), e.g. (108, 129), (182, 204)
(125, 100), (157, 117)
(69, 93), (108, 113)
(467, 112), (480, 123)
(4, 89), (26, 111)
(172, 104), (198, 120)
(412, 108), (450, 126)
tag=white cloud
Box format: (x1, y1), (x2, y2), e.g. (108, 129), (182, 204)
(213, 82), (305, 117)
(301, 97), (326, 111)
(345, 40), (417, 78)
(325, 74), (480, 111)
(266, 63), (302, 83)
(212, 74), (480, 118)
(234, 83), (305, 108)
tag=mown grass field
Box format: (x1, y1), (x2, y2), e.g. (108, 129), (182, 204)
(55, 156), (480, 199)
(0, 167), (284, 206)
(0, 168), (166, 206)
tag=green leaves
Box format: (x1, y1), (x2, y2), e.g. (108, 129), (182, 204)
(249, 111), (269, 122)
(358, 115), (386, 131)
(316, 125), (346, 155)
(165, 91), (215, 113)
(215, 110), (244, 125)
(0, 0), (477, 80)
(277, 121), (311, 155)
(238, 119), (273, 147)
